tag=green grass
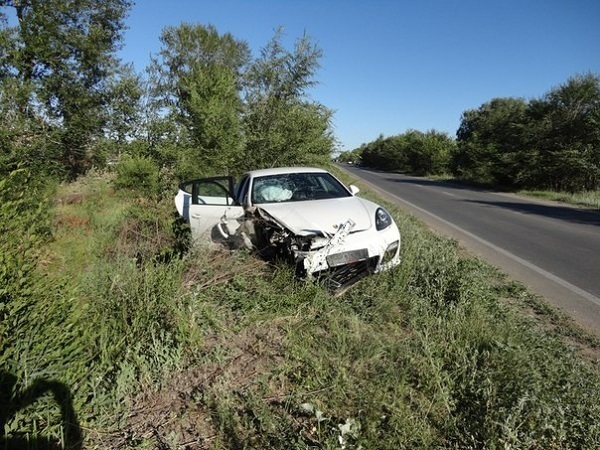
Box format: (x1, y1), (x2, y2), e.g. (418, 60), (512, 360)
(2, 168), (600, 449)
(518, 189), (600, 210)
(427, 172), (600, 210)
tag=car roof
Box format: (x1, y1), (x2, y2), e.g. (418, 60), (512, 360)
(245, 167), (328, 178)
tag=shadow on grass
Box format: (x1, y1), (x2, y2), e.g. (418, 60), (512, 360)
(1, 371), (82, 450)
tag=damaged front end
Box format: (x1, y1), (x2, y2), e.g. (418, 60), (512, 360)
(222, 206), (382, 291)
(294, 218), (380, 291)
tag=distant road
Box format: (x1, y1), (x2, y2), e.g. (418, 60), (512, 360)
(339, 164), (600, 335)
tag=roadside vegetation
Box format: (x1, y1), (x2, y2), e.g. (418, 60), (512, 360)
(342, 74), (600, 209)
(517, 189), (600, 210)
(2, 1), (600, 448)
(2, 167), (600, 449)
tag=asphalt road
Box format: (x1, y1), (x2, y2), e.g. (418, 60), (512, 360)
(338, 164), (600, 335)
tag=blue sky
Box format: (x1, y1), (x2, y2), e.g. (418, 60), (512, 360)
(119, 1), (599, 152)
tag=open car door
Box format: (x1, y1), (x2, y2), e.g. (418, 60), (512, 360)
(174, 177), (244, 242)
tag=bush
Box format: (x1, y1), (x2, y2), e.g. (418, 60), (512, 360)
(358, 130), (454, 175)
(114, 156), (160, 194)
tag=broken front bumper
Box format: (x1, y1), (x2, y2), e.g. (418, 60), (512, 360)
(299, 219), (401, 290)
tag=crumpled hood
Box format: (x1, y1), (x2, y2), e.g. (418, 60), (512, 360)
(257, 197), (373, 236)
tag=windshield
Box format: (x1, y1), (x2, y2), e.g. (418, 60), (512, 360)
(251, 172), (352, 204)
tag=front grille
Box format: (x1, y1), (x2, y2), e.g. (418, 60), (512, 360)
(314, 256), (379, 291)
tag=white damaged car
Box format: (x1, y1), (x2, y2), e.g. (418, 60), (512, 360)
(175, 167), (400, 290)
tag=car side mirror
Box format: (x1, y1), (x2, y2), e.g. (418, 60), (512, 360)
(349, 185), (360, 195)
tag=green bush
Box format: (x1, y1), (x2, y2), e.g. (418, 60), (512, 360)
(114, 156), (160, 194)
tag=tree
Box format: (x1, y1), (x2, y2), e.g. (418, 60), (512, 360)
(104, 64), (144, 145)
(453, 75), (600, 191)
(357, 130), (454, 175)
(144, 25), (333, 176)
(453, 97), (528, 186)
(532, 74), (600, 191)
(0, 0), (133, 178)
(242, 29), (334, 170)
(0, 76), (51, 176)
(147, 23), (250, 176)
(406, 130), (454, 176)
(337, 147), (362, 164)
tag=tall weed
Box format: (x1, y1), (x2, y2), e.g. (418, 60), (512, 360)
(3, 169), (600, 448)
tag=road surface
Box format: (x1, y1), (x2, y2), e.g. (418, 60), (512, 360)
(339, 164), (600, 335)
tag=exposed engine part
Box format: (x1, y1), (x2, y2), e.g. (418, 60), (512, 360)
(302, 219), (356, 277)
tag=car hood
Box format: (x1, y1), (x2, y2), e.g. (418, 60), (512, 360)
(256, 197), (373, 236)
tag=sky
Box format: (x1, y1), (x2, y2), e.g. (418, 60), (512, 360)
(119, 0), (600, 152)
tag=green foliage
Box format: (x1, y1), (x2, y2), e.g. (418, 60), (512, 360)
(2, 15), (600, 449)
(520, 188), (600, 210)
(453, 73), (600, 191)
(148, 23), (250, 176)
(0, 168), (52, 316)
(114, 155), (160, 194)
(3, 171), (600, 448)
(184, 61), (244, 174)
(1, 0), (133, 178)
(337, 147), (362, 164)
(243, 99), (334, 170)
(359, 130), (455, 175)
(104, 64), (144, 144)
(354, 73), (599, 194)
(13, 23), (339, 181)
(163, 215), (600, 448)
(0, 77), (63, 177)
(0, 275), (87, 449)
(83, 257), (186, 396)
(1, 171), (191, 446)
(242, 29), (334, 170)
(245, 27), (321, 102)
(453, 97), (529, 186)
(144, 25), (334, 178)
(529, 74), (600, 191)
(0, 169), (72, 446)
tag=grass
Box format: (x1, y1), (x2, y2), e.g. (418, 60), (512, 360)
(429, 172), (600, 210)
(2, 168), (600, 449)
(517, 189), (600, 210)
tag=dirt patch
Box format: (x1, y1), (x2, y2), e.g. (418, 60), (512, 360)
(96, 325), (287, 449)
(54, 214), (90, 230)
(55, 192), (86, 205)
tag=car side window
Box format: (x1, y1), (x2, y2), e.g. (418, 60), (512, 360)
(194, 181), (232, 206)
(179, 177), (234, 206)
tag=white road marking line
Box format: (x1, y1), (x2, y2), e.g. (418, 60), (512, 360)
(362, 175), (600, 308)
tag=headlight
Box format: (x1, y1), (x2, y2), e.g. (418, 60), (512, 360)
(375, 207), (393, 230)
(381, 240), (400, 264)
